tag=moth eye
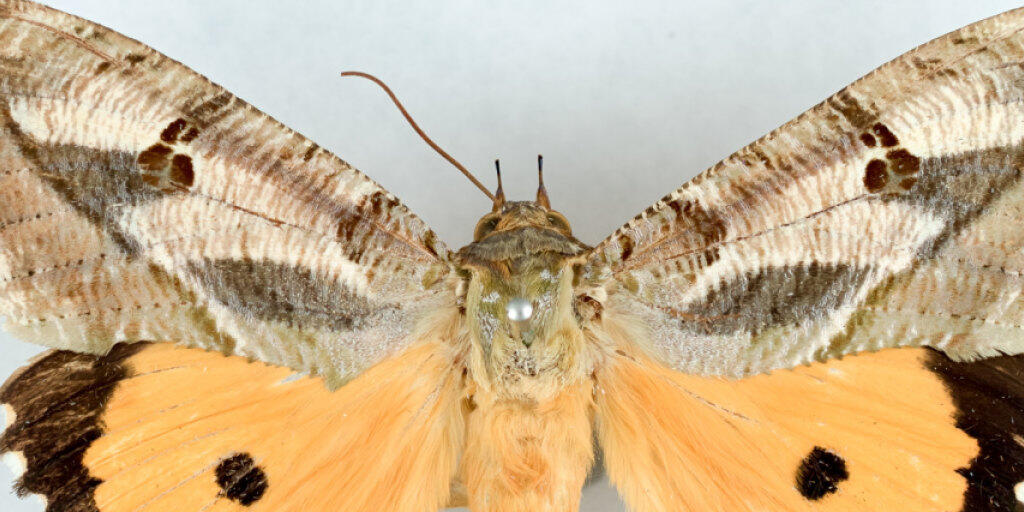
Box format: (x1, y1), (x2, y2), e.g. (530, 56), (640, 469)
(473, 216), (501, 241)
(546, 212), (571, 234)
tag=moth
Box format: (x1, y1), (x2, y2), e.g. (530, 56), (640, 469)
(2, 1), (1024, 511)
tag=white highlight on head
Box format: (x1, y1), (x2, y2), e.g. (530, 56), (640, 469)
(506, 298), (533, 322)
(1015, 480), (1024, 504)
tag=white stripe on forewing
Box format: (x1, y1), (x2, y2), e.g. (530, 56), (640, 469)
(6, 92), (177, 153)
(652, 199), (944, 310)
(891, 85), (1024, 159)
(123, 195), (377, 299)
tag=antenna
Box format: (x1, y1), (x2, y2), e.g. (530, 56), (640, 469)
(339, 71), (495, 201)
(492, 159), (506, 212)
(536, 154), (551, 209)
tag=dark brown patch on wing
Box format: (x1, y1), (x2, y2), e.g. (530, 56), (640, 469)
(180, 126), (200, 143)
(302, 144), (319, 162)
(796, 447), (849, 500)
(1, 343), (148, 512)
(138, 143), (172, 171)
(927, 349), (1024, 512)
(599, 196), (727, 278)
(862, 140), (923, 195)
(170, 154), (195, 187)
(860, 133), (877, 147)
(620, 236), (634, 261)
(827, 89), (877, 129)
(215, 453), (268, 506)
(673, 199), (728, 248)
(333, 190), (449, 264)
(159, 118), (188, 143)
(335, 191), (403, 247)
(188, 258), (385, 332)
(140, 117), (202, 192)
(681, 262), (872, 336)
(864, 159), (889, 192)
(911, 56), (943, 72)
(872, 123), (899, 147)
(185, 92), (234, 128)
(158, 118), (201, 144)
(138, 143), (197, 192)
(886, 149), (920, 175)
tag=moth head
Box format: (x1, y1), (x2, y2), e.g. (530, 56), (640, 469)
(474, 156), (572, 242)
(473, 202), (573, 242)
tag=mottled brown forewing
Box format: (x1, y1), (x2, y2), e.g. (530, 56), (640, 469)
(586, 7), (1024, 378)
(0, 0), (455, 388)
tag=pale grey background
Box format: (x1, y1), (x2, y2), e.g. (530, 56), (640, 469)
(1, 1), (1021, 511)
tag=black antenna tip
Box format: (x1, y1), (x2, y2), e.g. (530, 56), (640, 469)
(492, 159), (506, 211)
(536, 154), (551, 208)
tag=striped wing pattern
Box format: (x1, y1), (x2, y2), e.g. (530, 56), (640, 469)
(0, 0), (452, 387)
(586, 8), (1024, 377)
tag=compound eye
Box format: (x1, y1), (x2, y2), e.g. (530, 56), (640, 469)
(474, 215), (501, 241)
(546, 212), (571, 234)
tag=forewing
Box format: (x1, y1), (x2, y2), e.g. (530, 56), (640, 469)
(584, 7), (1024, 377)
(0, 0), (453, 387)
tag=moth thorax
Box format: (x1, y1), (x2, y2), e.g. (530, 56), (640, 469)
(474, 264), (563, 348)
(465, 257), (585, 398)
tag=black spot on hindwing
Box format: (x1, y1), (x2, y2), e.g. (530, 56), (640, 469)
(215, 453), (269, 506)
(796, 447), (849, 500)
